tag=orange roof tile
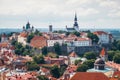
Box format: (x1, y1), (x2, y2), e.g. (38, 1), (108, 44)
(112, 71), (120, 78)
(19, 32), (28, 37)
(93, 31), (108, 35)
(0, 42), (9, 48)
(30, 36), (47, 48)
(69, 51), (78, 57)
(100, 48), (106, 56)
(77, 37), (91, 41)
(70, 72), (109, 80)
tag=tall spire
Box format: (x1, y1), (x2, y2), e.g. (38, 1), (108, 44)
(73, 12), (79, 28)
(74, 12), (77, 21)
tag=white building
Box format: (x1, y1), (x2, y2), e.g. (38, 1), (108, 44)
(93, 31), (111, 44)
(1, 33), (8, 42)
(64, 37), (92, 47)
(47, 36), (64, 47)
(18, 32), (28, 45)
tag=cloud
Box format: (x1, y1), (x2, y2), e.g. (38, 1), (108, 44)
(0, 0), (120, 28)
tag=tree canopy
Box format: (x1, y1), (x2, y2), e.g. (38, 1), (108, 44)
(83, 59), (95, 69)
(26, 61), (40, 71)
(54, 42), (61, 55)
(50, 65), (60, 78)
(72, 31), (80, 37)
(87, 32), (99, 44)
(84, 52), (96, 60)
(27, 33), (34, 43)
(113, 53), (120, 64)
(42, 46), (48, 55)
(77, 64), (89, 72)
(75, 59), (82, 65)
(33, 54), (45, 64)
(107, 51), (115, 61)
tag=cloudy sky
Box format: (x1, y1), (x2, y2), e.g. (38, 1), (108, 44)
(0, 0), (120, 29)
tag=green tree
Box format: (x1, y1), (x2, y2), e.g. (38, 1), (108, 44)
(37, 75), (49, 80)
(77, 64), (89, 72)
(34, 29), (42, 36)
(113, 53), (120, 64)
(65, 32), (70, 36)
(33, 54), (45, 64)
(83, 59), (95, 69)
(11, 39), (17, 45)
(27, 33), (34, 43)
(26, 61), (40, 71)
(87, 32), (99, 44)
(84, 52), (96, 60)
(111, 40), (118, 50)
(59, 64), (67, 76)
(50, 65), (60, 78)
(72, 31), (80, 37)
(116, 40), (120, 50)
(54, 43), (61, 55)
(107, 51), (115, 61)
(42, 46), (48, 55)
(75, 59), (82, 65)
(22, 49), (29, 56)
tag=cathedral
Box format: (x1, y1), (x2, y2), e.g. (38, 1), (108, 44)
(23, 22), (34, 33)
(66, 13), (79, 32)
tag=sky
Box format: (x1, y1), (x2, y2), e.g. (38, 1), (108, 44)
(0, 0), (120, 29)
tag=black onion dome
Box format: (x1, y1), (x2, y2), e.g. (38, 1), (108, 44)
(95, 58), (105, 64)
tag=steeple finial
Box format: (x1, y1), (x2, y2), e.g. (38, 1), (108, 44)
(74, 12), (77, 21)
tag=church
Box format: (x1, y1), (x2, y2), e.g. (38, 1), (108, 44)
(23, 21), (34, 33)
(66, 13), (79, 32)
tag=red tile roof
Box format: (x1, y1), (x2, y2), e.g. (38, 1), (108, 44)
(69, 51), (78, 57)
(19, 32), (28, 37)
(67, 65), (77, 73)
(100, 48), (106, 56)
(93, 31), (108, 35)
(68, 34), (77, 38)
(0, 42), (9, 48)
(112, 71), (120, 78)
(70, 72), (109, 80)
(30, 36), (47, 48)
(77, 37), (91, 41)
(7, 72), (37, 80)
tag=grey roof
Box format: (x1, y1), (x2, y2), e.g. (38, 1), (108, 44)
(66, 28), (75, 30)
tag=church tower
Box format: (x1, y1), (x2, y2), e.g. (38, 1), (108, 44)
(26, 21), (30, 30)
(73, 13), (79, 31)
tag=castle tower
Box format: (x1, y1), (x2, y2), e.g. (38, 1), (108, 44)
(49, 25), (53, 32)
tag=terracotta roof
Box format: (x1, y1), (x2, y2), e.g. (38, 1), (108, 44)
(70, 72), (109, 80)
(7, 72), (37, 80)
(0, 42), (9, 48)
(109, 78), (118, 80)
(19, 32), (28, 37)
(106, 61), (120, 71)
(112, 71), (120, 78)
(41, 68), (50, 73)
(69, 51), (78, 57)
(67, 65), (77, 73)
(77, 37), (91, 41)
(93, 31), (108, 35)
(100, 48), (106, 56)
(30, 36), (47, 48)
(68, 34), (77, 38)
